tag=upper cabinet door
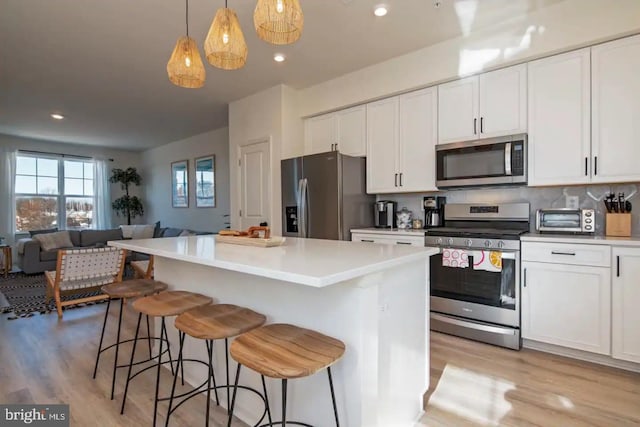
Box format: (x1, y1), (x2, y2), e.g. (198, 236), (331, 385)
(528, 49), (591, 186)
(478, 64), (527, 138)
(335, 105), (366, 157)
(366, 97), (399, 194)
(592, 35), (640, 184)
(304, 113), (335, 155)
(438, 76), (479, 144)
(398, 87), (438, 192)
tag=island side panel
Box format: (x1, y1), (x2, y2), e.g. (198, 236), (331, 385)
(154, 255), (429, 427)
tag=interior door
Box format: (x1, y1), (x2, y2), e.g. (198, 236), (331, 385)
(303, 152), (339, 240)
(239, 140), (270, 230)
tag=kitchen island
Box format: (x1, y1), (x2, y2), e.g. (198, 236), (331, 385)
(110, 235), (435, 427)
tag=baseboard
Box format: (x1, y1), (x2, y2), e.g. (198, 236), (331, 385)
(523, 339), (640, 373)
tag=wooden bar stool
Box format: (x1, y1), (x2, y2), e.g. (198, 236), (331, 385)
(228, 324), (346, 427)
(121, 291), (213, 426)
(92, 278), (169, 400)
(165, 304), (269, 427)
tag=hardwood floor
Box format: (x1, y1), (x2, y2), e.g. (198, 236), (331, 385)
(0, 303), (638, 426)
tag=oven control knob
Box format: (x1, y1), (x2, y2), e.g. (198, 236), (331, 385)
(447, 238), (454, 245)
(466, 239), (473, 247)
(484, 240), (492, 248)
(436, 237), (443, 245)
(497, 241), (505, 249)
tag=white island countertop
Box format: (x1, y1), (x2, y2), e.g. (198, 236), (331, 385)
(110, 235), (436, 288)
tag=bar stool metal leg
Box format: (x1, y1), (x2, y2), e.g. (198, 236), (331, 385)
(152, 317), (167, 427)
(226, 363), (242, 427)
(165, 331), (186, 427)
(225, 338), (230, 414)
(261, 375), (273, 426)
(92, 298), (111, 379)
(121, 312), (142, 415)
(327, 367), (339, 427)
(161, 318), (175, 376)
(206, 340), (220, 406)
(282, 378), (288, 427)
(109, 298), (125, 400)
(146, 315), (152, 358)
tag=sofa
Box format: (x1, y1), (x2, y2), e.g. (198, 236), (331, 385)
(17, 224), (213, 274)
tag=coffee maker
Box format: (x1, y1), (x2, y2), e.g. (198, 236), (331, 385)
(423, 196), (445, 228)
(374, 200), (397, 228)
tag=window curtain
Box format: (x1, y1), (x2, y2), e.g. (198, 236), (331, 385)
(0, 149), (17, 244)
(93, 159), (112, 230)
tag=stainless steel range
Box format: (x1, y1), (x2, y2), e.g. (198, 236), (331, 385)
(425, 202), (530, 350)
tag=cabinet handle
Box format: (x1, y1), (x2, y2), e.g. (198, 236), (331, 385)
(361, 239), (374, 243)
(399, 172), (403, 187)
(473, 118), (477, 135)
(396, 241), (412, 245)
(334, 143), (338, 151)
(617, 255), (620, 277)
(331, 143), (334, 151)
(394, 173), (398, 187)
(594, 156), (598, 175)
(585, 157), (588, 176)
(480, 117), (484, 133)
(523, 268), (527, 287)
(551, 251), (576, 256)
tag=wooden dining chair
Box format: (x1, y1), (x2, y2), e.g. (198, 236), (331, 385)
(45, 247), (126, 319)
(131, 255), (154, 279)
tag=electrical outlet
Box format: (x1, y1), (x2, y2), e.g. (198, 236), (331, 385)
(566, 196), (580, 209)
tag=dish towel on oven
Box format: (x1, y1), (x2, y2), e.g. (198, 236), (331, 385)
(473, 250), (502, 272)
(442, 248), (469, 268)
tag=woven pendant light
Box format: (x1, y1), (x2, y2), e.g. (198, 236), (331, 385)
(167, 0), (206, 88)
(254, 0), (304, 45)
(204, 2), (248, 70)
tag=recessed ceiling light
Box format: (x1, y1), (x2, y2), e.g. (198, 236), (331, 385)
(274, 53), (286, 63)
(374, 5), (388, 17)
(50, 113), (65, 120)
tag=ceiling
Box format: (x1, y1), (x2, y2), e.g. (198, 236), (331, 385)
(0, 0), (564, 151)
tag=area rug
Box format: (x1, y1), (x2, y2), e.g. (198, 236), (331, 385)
(0, 272), (107, 320)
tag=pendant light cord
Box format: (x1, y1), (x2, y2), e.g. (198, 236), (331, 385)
(185, 0), (189, 37)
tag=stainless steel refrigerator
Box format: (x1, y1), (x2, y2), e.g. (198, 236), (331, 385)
(281, 152), (374, 240)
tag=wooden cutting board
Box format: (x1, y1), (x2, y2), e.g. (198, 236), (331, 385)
(215, 235), (286, 248)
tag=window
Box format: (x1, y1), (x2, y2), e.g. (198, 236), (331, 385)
(15, 154), (95, 232)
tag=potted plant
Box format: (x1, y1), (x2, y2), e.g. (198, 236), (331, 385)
(109, 167), (144, 225)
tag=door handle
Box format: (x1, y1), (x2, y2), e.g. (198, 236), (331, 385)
(551, 251), (576, 256)
(335, 143), (338, 151)
(473, 118), (477, 135)
(585, 157), (588, 176)
(594, 156), (598, 175)
(396, 241), (412, 245)
(394, 173), (398, 187)
(361, 239), (374, 243)
(617, 255), (620, 277)
(480, 117), (484, 133)
(523, 268), (527, 287)
(399, 172), (403, 187)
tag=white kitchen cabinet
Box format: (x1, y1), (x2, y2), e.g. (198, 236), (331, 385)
(304, 106), (366, 157)
(352, 232), (424, 247)
(592, 34), (640, 184)
(366, 88), (438, 193)
(522, 261), (611, 355)
(611, 247), (640, 363)
(438, 64), (526, 144)
(527, 48), (591, 186)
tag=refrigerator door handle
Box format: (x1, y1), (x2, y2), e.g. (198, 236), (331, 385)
(302, 178), (310, 238)
(297, 179), (305, 238)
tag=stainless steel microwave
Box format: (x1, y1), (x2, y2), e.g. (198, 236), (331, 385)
(436, 134), (527, 188)
(536, 208), (596, 233)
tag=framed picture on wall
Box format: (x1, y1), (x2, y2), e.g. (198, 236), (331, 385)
(194, 155), (215, 208)
(171, 160), (189, 208)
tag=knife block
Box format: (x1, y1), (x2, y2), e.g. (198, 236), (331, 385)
(606, 213), (632, 237)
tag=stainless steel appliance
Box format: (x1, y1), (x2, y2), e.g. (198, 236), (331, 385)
(436, 134), (527, 188)
(375, 201), (397, 228)
(425, 202), (530, 350)
(281, 152), (374, 240)
(536, 208), (595, 233)
(423, 196), (446, 228)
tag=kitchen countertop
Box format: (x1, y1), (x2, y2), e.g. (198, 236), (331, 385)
(110, 235), (436, 288)
(522, 233), (640, 247)
(351, 227), (426, 237)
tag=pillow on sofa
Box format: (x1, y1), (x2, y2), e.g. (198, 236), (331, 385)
(29, 228), (58, 237)
(80, 229), (123, 247)
(131, 224), (155, 240)
(33, 231), (73, 252)
(161, 228), (184, 238)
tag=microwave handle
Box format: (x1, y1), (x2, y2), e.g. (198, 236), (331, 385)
(504, 142), (512, 176)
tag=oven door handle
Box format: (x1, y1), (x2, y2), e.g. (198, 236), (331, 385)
(429, 247), (517, 259)
(431, 313), (517, 336)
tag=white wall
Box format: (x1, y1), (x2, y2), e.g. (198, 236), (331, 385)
(0, 133), (143, 244)
(298, 0), (640, 117)
(141, 127), (230, 233)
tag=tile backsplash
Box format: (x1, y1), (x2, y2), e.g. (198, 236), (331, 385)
(379, 184), (640, 235)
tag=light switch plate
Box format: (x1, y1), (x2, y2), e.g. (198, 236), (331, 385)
(566, 196), (579, 209)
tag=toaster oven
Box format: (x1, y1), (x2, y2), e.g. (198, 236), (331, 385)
(535, 208), (595, 233)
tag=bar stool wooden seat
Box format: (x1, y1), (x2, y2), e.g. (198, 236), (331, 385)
(92, 278), (169, 400)
(166, 304), (269, 427)
(228, 323), (346, 427)
(121, 291), (213, 426)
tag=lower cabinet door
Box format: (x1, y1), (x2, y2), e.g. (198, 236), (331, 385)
(612, 247), (640, 363)
(522, 261), (611, 354)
